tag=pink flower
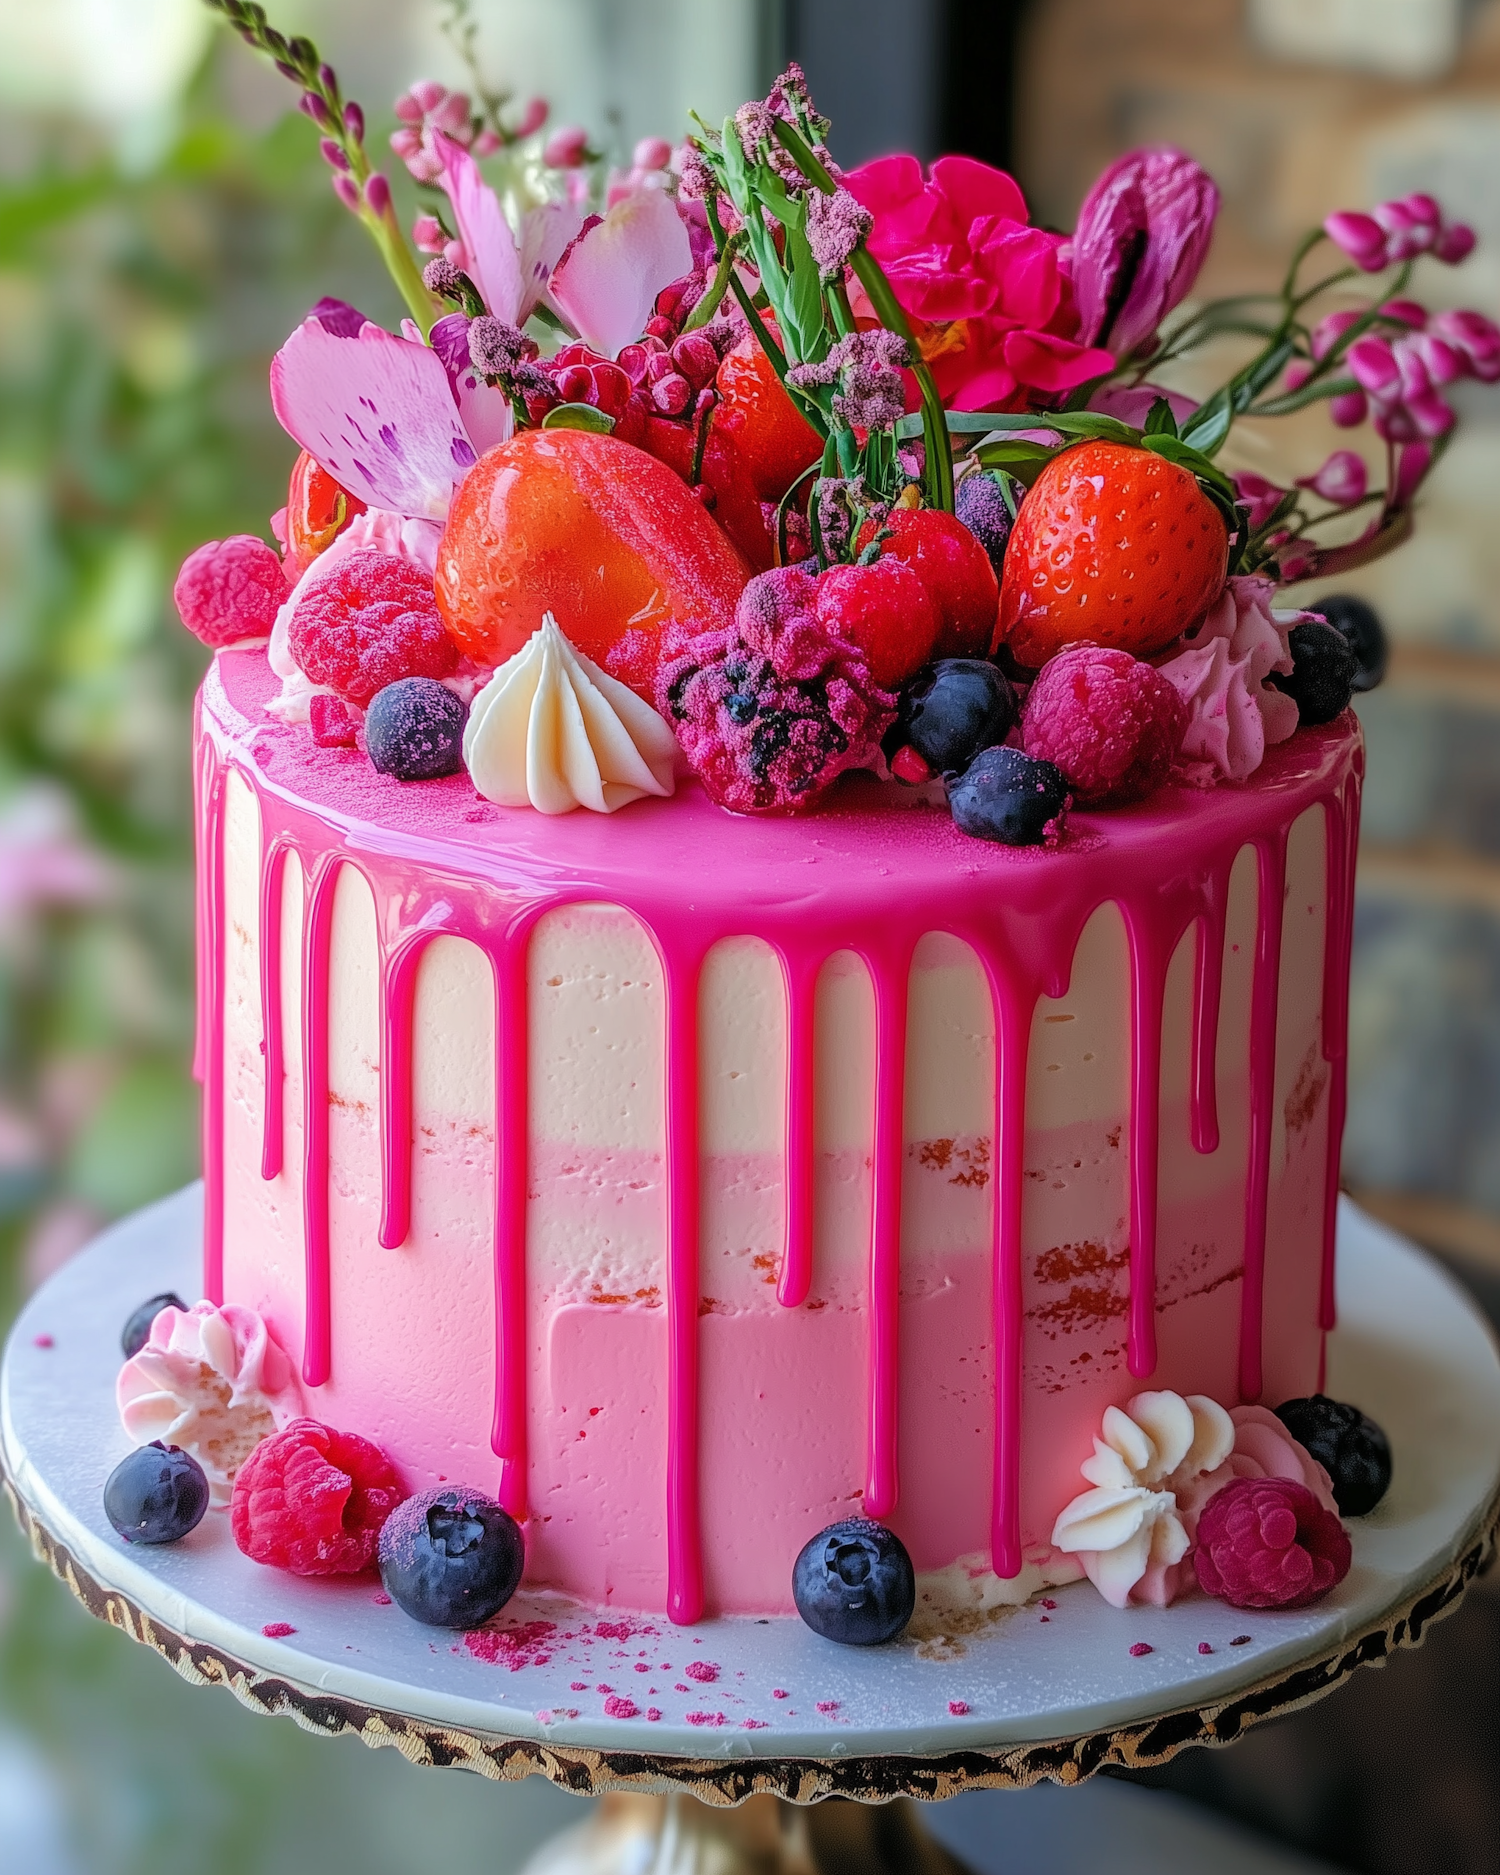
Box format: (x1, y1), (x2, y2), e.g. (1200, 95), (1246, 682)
(844, 153), (1113, 411)
(1085, 382), (1198, 429)
(1231, 472), (1289, 533)
(1070, 147), (1219, 359)
(544, 126), (590, 169)
(390, 82), (473, 182)
(1325, 193), (1475, 272)
(1429, 308), (1500, 381)
(549, 188), (694, 357)
(1298, 449), (1367, 506)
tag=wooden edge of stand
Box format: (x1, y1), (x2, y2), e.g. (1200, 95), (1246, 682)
(5, 1461), (1496, 1807)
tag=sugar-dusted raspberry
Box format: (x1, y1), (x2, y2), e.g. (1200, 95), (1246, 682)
(1022, 644), (1186, 807)
(656, 568), (895, 815)
(174, 536), (289, 647)
(814, 557), (939, 689)
(1193, 1477), (1351, 1610)
(308, 693), (360, 749)
(287, 549), (457, 707)
(231, 1417), (403, 1576)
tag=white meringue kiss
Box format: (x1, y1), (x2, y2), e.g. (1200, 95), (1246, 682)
(464, 613), (678, 814)
(116, 1301), (303, 1505)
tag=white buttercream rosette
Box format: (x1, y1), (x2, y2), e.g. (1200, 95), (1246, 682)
(116, 1301), (304, 1505)
(1051, 1389), (1339, 1608)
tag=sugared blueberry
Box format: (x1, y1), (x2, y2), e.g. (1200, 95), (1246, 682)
(120, 1291), (187, 1359)
(104, 1442), (209, 1544)
(1270, 621), (1357, 726)
(792, 1518), (915, 1645)
(1273, 1394), (1392, 1517)
(365, 678), (467, 781)
(378, 1487), (525, 1627)
(1307, 593), (1387, 692)
(890, 658), (1017, 777)
(954, 469), (1014, 580)
(948, 746), (1070, 846)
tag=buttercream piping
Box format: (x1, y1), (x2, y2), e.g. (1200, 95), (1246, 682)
(197, 652), (1361, 1611)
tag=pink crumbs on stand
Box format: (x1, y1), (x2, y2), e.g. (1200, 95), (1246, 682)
(261, 1622), (296, 1638)
(1129, 1643), (1153, 1657)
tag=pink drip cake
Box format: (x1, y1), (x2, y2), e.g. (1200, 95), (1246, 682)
(195, 642), (1360, 1620)
(128, 21), (1491, 1633)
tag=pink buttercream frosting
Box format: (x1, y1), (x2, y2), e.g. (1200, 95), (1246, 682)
(1157, 575), (1303, 785)
(116, 1300), (303, 1504)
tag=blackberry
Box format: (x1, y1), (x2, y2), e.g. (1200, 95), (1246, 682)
(1307, 593), (1387, 692)
(1270, 621), (1356, 726)
(1274, 1395), (1392, 1516)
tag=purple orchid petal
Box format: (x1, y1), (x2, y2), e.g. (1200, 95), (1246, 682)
(434, 130), (524, 325)
(269, 317), (475, 520)
(1071, 148), (1218, 357)
(549, 186), (693, 358)
(309, 296), (371, 338)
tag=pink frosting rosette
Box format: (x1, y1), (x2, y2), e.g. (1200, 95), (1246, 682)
(116, 1301), (303, 1505)
(1156, 575), (1303, 785)
(1178, 1404), (1339, 1525)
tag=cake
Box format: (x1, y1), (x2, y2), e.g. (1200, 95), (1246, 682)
(114, 19), (1494, 1629)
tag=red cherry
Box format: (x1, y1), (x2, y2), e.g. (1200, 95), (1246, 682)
(815, 558), (940, 690)
(857, 508), (998, 660)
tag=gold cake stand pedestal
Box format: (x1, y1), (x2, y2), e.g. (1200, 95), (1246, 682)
(4, 1188), (1500, 1871)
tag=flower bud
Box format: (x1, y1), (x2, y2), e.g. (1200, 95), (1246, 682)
(515, 97), (548, 138)
(543, 126), (590, 169)
(1071, 147), (1219, 357)
(332, 173), (361, 213)
(473, 129), (502, 156)
(319, 137), (350, 171)
(342, 101), (365, 143)
(299, 91), (332, 128)
(633, 136), (673, 171)
(1324, 210), (1387, 272)
(364, 172), (393, 218)
(412, 214), (446, 255)
(1330, 391), (1368, 428)
(317, 62), (338, 94)
(651, 371), (693, 416)
(1435, 223), (1476, 265)
(1298, 450), (1367, 507)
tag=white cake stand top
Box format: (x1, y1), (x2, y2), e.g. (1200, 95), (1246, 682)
(3, 1187), (1497, 1802)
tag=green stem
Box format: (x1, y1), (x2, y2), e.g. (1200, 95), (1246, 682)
(769, 121), (954, 512)
(681, 231), (744, 331)
(704, 194), (828, 440)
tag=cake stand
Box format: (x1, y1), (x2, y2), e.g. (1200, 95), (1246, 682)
(3, 1189), (1498, 1873)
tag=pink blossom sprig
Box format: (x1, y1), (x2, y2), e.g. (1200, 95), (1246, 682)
(1325, 194), (1475, 272)
(391, 80), (549, 182)
(204, 1), (437, 333)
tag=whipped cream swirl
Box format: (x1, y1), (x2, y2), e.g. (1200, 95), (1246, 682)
(464, 613), (678, 814)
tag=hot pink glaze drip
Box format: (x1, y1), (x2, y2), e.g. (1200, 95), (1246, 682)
(258, 840), (290, 1182)
(198, 648), (1362, 1620)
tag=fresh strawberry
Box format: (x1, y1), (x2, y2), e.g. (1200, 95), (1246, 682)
(996, 441), (1229, 669)
(856, 508), (998, 659)
(714, 332), (824, 503)
(815, 557), (940, 689)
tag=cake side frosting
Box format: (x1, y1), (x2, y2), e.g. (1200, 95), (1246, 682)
(198, 644), (1361, 1619)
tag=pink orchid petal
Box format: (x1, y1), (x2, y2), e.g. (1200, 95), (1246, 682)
(452, 365), (515, 456)
(549, 187), (693, 358)
(269, 318), (476, 520)
(520, 197), (584, 315)
(435, 130), (524, 325)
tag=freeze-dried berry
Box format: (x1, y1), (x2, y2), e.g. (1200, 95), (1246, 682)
(308, 693), (360, 749)
(1193, 1477), (1350, 1610)
(231, 1417), (402, 1576)
(174, 536), (289, 647)
(287, 549), (456, 707)
(1022, 644), (1186, 806)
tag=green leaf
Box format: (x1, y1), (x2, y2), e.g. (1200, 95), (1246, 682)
(972, 439), (1062, 482)
(719, 117), (751, 214)
(542, 403), (615, 433)
(1179, 388), (1231, 454)
(1139, 432), (1237, 501)
(1143, 396), (1178, 437)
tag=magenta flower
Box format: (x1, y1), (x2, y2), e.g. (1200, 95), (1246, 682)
(1070, 147), (1219, 359)
(844, 154), (1113, 410)
(1324, 193), (1475, 272)
(1297, 450), (1368, 506)
(543, 126), (590, 169)
(1429, 308), (1500, 380)
(1232, 472), (1290, 533)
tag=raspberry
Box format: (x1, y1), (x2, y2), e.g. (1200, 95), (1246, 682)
(814, 557), (939, 690)
(174, 536), (289, 647)
(308, 694), (360, 749)
(287, 549), (457, 707)
(230, 1417), (403, 1576)
(656, 568), (895, 815)
(1022, 645), (1187, 807)
(1193, 1477), (1351, 1610)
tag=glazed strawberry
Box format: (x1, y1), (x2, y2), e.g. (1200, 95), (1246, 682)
(434, 429), (749, 695)
(857, 508), (998, 659)
(997, 441), (1229, 669)
(642, 416), (775, 572)
(815, 557), (940, 689)
(231, 1418), (403, 1576)
(714, 332), (824, 503)
(281, 450), (366, 578)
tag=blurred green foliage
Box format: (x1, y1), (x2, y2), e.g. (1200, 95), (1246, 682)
(0, 47), (397, 1313)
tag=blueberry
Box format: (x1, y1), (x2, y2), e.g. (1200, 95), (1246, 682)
(1269, 621), (1357, 726)
(1274, 1395), (1392, 1517)
(891, 659), (1018, 776)
(948, 745), (1069, 845)
(954, 470), (1014, 579)
(792, 1518), (915, 1645)
(1307, 593), (1387, 692)
(120, 1291), (187, 1359)
(365, 678), (467, 781)
(104, 1442), (209, 1544)
(378, 1487), (525, 1627)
